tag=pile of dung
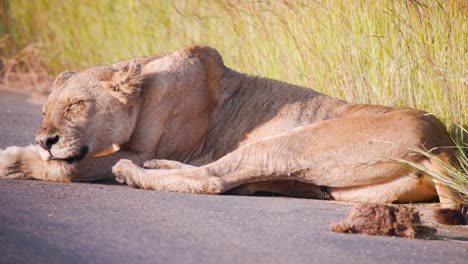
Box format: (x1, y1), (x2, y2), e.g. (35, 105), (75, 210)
(331, 203), (436, 239)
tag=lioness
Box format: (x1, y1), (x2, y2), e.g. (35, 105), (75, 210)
(0, 46), (463, 224)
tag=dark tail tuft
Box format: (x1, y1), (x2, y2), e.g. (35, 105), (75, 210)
(434, 208), (466, 225)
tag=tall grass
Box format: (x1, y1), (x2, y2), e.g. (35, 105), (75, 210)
(2, 0), (467, 126)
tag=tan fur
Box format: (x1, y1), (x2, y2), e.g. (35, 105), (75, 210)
(0, 46), (461, 219)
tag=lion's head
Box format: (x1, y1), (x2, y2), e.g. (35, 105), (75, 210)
(35, 62), (143, 163)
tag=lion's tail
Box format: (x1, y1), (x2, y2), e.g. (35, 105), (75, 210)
(433, 206), (466, 225)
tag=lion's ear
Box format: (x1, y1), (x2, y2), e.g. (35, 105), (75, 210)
(53, 71), (76, 88)
(106, 61), (143, 105)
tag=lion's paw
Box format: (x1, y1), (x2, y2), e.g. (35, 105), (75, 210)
(112, 159), (140, 187)
(0, 146), (29, 179)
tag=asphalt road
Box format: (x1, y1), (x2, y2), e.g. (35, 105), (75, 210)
(0, 90), (467, 264)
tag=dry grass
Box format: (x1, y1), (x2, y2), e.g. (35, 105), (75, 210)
(0, 35), (52, 94)
(2, 0), (467, 124)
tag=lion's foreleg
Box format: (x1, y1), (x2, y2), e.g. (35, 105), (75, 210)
(113, 159), (224, 193)
(0, 145), (148, 182)
(111, 136), (297, 193)
(71, 150), (148, 182)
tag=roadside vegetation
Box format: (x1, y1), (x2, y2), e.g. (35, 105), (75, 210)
(1, 0), (467, 198)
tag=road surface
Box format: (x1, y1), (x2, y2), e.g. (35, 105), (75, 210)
(0, 90), (467, 264)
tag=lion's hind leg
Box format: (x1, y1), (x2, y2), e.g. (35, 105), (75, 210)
(420, 155), (467, 225)
(329, 172), (438, 204)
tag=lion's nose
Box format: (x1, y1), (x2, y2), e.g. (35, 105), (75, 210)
(36, 135), (60, 151)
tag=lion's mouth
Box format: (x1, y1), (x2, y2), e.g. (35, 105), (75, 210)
(50, 146), (89, 164)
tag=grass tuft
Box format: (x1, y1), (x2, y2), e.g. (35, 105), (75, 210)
(394, 126), (468, 204)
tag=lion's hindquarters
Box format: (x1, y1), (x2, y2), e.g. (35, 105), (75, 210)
(198, 109), (450, 199)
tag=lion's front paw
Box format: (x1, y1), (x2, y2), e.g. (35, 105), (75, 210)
(0, 146), (31, 179)
(112, 159), (141, 188)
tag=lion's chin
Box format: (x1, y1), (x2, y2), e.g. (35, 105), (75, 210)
(50, 146), (89, 164)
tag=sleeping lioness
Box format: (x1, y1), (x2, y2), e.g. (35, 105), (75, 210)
(0, 46), (463, 224)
